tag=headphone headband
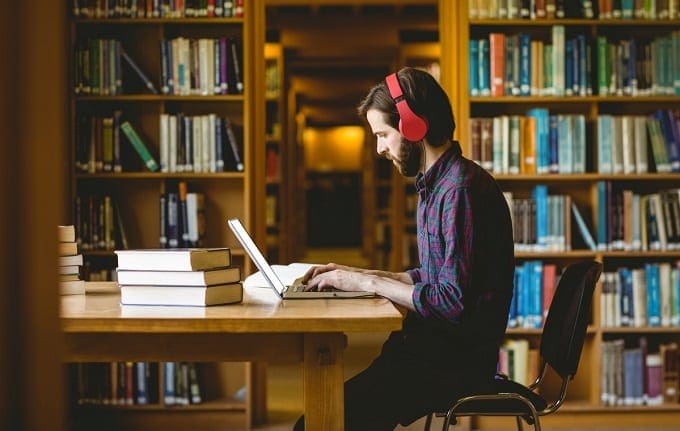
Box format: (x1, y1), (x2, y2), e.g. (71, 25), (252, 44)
(385, 72), (429, 142)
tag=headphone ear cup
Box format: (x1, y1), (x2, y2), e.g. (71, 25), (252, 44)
(398, 110), (429, 142)
(385, 73), (429, 142)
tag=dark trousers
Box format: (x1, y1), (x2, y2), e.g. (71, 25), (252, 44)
(293, 330), (492, 431)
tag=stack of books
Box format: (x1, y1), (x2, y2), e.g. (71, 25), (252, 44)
(114, 248), (242, 306)
(58, 225), (85, 295)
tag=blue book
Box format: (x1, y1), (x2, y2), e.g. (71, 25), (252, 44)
(478, 39), (491, 96)
(519, 34), (531, 96)
(655, 110), (680, 172)
(508, 268), (520, 328)
(619, 268), (634, 326)
(516, 265), (527, 327)
(573, 115), (586, 173)
(136, 362), (148, 405)
(549, 115), (559, 173)
(164, 362), (176, 406)
(530, 261), (544, 328)
(557, 115), (573, 174)
(597, 181), (608, 250)
(645, 263), (661, 326)
(533, 185), (549, 250)
(527, 109), (550, 174)
(469, 39), (480, 96)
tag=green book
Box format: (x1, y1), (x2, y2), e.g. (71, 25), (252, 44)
(120, 121), (159, 172)
(597, 36), (609, 96)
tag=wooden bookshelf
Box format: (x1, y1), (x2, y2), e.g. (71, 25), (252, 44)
(442, 0), (680, 428)
(67, 1), (266, 429)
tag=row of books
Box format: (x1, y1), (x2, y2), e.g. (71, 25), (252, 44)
(160, 37), (243, 96)
(504, 188), (594, 252)
(159, 182), (206, 249)
(470, 29), (680, 97)
(600, 262), (680, 328)
(508, 261), (559, 329)
(58, 225), (86, 295)
(597, 112), (680, 175)
(469, 0), (679, 20)
(76, 113), (159, 173)
(470, 30), (591, 97)
(74, 362), (206, 406)
(73, 39), (125, 96)
(73, 0), (244, 19)
(158, 113), (244, 173)
(596, 184), (680, 251)
(596, 34), (680, 97)
(72, 36), (244, 96)
(116, 248), (243, 306)
(469, 113), (586, 175)
(601, 338), (679, 406)
(74, 194), (126, 251)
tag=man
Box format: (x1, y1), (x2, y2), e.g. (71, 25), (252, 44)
(295, 67), (515, 431)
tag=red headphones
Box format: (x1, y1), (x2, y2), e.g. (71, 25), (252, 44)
(385, 72), (429, 142)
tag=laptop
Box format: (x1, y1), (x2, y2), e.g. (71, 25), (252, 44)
(227, 218), (375, 299)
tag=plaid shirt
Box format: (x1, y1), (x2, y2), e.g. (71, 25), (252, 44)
(406, 141), (514, 333)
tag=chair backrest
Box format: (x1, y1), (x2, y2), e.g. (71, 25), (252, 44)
(540, 261), (602, 380)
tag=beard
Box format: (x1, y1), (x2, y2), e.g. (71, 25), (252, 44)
(395, 139), (422, 177)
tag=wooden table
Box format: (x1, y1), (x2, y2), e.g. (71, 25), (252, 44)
(61, 287), (403, 431)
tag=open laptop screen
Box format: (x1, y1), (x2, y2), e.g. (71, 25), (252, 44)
(227, 218), (286, 296)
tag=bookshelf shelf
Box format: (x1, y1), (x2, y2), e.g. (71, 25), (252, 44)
(470, 96), (680, 104)
(75, 173), (246, 180)
(470, 19), (680, 27)
(74, 18), (245, 25)
(494, 173), (680, 182)
(75, 95), (245, 102)
(602, 327), (680, 334)
(515, 250), (598, 258)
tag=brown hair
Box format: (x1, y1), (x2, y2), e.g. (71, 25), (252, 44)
(357, 67), (455, 146)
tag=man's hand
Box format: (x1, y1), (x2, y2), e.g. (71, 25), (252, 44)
(302, 263), (362, 284)
(303, 267), (375, 293)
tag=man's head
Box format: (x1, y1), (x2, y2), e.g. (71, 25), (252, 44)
(358, 67), (455, 176)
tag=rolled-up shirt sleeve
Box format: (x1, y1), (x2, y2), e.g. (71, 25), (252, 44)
(411, 187), (473, 322)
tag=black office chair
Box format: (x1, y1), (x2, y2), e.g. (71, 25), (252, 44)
(424, 260), (602, 431)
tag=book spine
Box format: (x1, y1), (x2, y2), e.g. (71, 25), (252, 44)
(224, 117), (244, 171)
(120, 121), (159, 172)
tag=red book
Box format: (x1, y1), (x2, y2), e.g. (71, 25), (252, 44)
(489, 33), (506, 97)
(542, 264), (557, 320)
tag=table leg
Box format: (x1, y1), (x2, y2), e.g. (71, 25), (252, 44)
(303, 333), (346, 431)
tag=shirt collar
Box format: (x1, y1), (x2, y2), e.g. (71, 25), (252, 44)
(414, 140), (462, 199)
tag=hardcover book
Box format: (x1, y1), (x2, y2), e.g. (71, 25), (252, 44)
(117, 267), (240, 287)
(120, 282), (243, 306)
(115, 248), (231, 271)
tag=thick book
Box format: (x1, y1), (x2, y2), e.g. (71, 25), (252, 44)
(59, 254), (83, 267)
(117, 267), (240, 287)
(58, 241), (78, 256)
(58, 225), (76, 242)
(120, 121), (160, 172)
(120, 282), (243, 306)
(115, 248), (231, 271)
